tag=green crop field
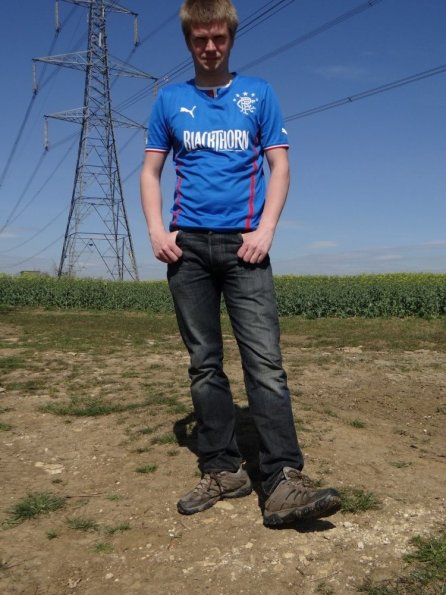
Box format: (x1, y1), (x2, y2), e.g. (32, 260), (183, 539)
(0, 272), (445, 317)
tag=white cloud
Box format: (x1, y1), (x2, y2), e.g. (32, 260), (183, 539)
(423, 240), (446, 247)
(270, 241), (446, 276)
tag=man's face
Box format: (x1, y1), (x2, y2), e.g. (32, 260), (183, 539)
(187, 21), (233, 79)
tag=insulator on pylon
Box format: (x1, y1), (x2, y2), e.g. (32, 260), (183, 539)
(133, 16), (140, 47)
(55, 0), (61, 33)
(32, 62), (38, 95)
(44, 118), (49, 151)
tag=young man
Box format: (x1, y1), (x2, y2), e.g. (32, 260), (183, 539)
(140, 0), (341, 526)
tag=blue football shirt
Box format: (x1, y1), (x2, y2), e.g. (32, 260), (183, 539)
(146, 73), (289, 232)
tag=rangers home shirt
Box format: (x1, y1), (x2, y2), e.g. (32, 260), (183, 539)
(145, 73), (289, 232)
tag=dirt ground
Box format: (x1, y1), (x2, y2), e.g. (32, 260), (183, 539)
(0, 312), (445, 594)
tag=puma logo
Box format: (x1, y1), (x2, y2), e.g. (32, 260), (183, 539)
(180, 106), (197, 118)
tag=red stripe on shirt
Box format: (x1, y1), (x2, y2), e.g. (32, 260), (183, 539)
(245, 139), (259, 231)
(171, 168), (183, 227)
(264, 144), (289, 151)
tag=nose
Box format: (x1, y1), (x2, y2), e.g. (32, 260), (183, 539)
(205, 38), (217, 52)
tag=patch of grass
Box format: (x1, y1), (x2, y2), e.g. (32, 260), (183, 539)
(151, 432), (177, 446)
(142, 391), (190, 415)
(137, 425), (157, 435)
(39, 396), (147, 417)
(94, 542), (114, 554)
(359, 526), (446, 594)
(0, 356), (28, 372)
(358, 583), (396, 594)
(316, 581), (335, 595)
(104, 523), (130, 535)
(6, 378), (48, 393)
(0, 406), (13, 414)
(6, 492), (65, 525)
(106, 494), (122, 502)
(0, 422), (13, 432)
(135, 446), (152, 454)
(67, 517), (99, 531)
(169, 401), (190, 414)
(390, 461), (412, 469)
(405, 527), (446, 572)
(278, 317), (446, 352)
(350, 419), (367, 429)
(322, 408), (338, 418)
(167, 448), (180, 457)
(135, 464), (158, 474)
(339, 487), (381, 513)
(121, 370), (141, 378)
(0, 310), (180, 354)
(46, 530), (58, 540)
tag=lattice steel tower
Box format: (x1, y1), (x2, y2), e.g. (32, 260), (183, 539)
(34, 0), (154, 279)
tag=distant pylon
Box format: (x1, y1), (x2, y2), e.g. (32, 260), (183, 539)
(33, 0), (156, 280)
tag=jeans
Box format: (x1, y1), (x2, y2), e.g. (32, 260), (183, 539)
(167, 231), (304, 494)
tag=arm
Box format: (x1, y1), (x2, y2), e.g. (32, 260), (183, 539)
(140, 151), (183, 263)
(237, 147), (290, 264)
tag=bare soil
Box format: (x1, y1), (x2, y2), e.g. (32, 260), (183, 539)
(0, 312), (445, 594)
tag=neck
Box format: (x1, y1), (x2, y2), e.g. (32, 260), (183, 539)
(194, 71), (232, 88)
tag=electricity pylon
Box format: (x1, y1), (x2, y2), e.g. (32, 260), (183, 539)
(33, 0), (155, 280)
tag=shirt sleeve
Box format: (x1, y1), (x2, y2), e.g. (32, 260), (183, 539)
(145, 90), (171, 153)
(259, 83), (289, 151)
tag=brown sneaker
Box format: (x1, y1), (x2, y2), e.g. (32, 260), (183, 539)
(263, 467), (341, 526)
(177, 466), (252, 515)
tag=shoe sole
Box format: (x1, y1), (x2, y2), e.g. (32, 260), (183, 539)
(177, 483), (253, 516)
(263, 491), (342, 526)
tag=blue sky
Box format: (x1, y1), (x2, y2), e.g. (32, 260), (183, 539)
(0, 0), (445, 279)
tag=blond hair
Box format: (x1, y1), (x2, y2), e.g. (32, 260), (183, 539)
(180, 0), (239, 41)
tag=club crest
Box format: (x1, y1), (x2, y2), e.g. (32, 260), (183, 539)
(233, 92), (259, 115)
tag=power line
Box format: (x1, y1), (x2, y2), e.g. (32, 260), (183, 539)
(0, 96), (38, 190)
(117, 0), (295, 112)
(0, 6), (80, 191)
(0, 139), (77, 234)
(156, 0), (296, 90)
(116, 0), (383, 113)
(238, 0), (384, 72)
(0, 152), (48, 235)
(2, 234), (64, 269)
(121, 9), (178, 65)
(6, 63), (444, 270)
(0, 205), (68, 254)
(236, 0), (294, 37)
(284, 63), (446, 122)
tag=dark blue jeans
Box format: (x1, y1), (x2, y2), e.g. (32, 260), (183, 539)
(167, 231), (304, 494)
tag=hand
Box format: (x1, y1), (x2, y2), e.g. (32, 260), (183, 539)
(150, 230), (183, 263)
(237, 228), (274, 264)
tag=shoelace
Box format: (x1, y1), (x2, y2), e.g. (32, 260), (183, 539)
(284, 470), (314, 489)
(193, 472), (224, 494)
